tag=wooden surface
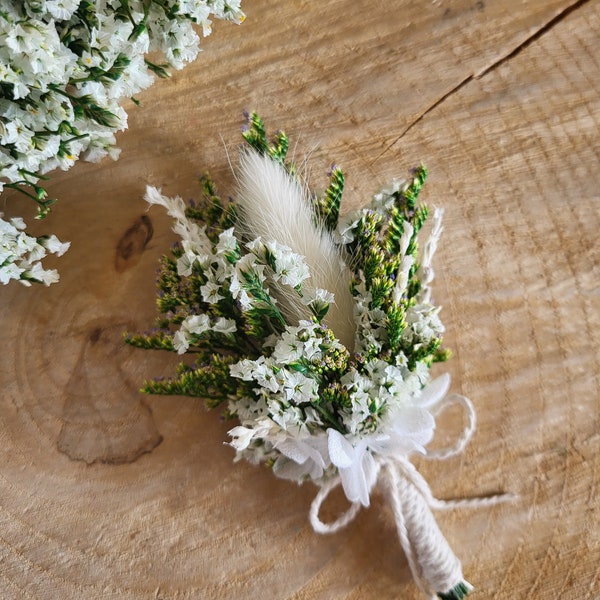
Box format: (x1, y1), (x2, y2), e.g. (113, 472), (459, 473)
(1, 1), (599, 598)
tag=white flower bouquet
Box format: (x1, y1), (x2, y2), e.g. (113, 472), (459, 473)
(128, 113), (510, 599)
(0, 0), (244, 286)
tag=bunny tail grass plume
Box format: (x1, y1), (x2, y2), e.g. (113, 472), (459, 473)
(236, 148), (355, 349)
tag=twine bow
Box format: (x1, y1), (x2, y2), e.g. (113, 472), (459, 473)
(307, 393), (514, 600)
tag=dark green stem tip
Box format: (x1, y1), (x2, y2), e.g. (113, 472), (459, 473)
(438, 581), (473, 600)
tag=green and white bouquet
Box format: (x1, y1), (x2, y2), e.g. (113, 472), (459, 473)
(0, 0), (244, 286)
(128, 114), (510, 599)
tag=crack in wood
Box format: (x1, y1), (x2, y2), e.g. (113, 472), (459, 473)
(372, 0), (592, 164)
(475, 0), (592, 79)
(371, 74), (474, 165)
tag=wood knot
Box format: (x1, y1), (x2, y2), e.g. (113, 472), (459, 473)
(89, 326), (102, 344)
(115, 215), (153, 273)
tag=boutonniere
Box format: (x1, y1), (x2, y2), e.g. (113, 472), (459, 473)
(128, 113), (513, 599)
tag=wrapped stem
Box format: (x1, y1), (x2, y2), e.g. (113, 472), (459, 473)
(381, 460), (472, 600)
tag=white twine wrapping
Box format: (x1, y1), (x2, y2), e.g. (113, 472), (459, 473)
(308, 394), (515, 599)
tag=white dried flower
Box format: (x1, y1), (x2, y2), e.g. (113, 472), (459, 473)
(0, 2), (245, 285)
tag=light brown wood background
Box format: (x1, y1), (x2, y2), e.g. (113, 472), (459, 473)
(1, 1), (598, 598)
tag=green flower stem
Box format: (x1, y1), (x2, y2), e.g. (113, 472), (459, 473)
(438, 581), (472, 600)
(313, 403), (345, 434)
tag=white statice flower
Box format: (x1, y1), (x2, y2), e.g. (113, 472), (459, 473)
(228, 269), (253, 309)
(300, 334), (322, 361)
(184, 314), (211, 335)
(339, 368), (375, 434)
(176, 251), (198, 277)
(341, 387), (372, 435)
(200, 279), (224, 304)
(354, 302), (387, 355)
(335, 211), (361, 244)
(161, 19), (201, 69)
(230, 355), (281, 393)
(281, 369), (318, 404)
(271, 320), (323, 363)
(301, 287), (335, 307)
(229, 359), (256, 381)
(362, 358), (392, 385)
(39, 234), (70, 256)
(0, 1), (245, 285)
(145, 188), (213, 263)
(251, 358), (281, 394)
(227, 425), (256, 451)
(212, 317), (237, 334)
(172, 329), (191, 354)
(211, 255), (233, 285)
(402, 303), (444, 346)
(229, 392), (271, 427)
(48, 1), (79, 20)
(272, 329), (304, 363)
(228, 417), (274, 452)
(173, 314), (207, 354)
(301, 286), (335, 321)
(236, 251), (267, 284)
(269, 400), (307, 435)
(173, 313), (237, 354)
(179, 0), (212, 22)
(106, 55), (154, 100)
(383, 364), (423, 405)
(215, 227), (239, 257)
(24, 261), (60, 286)
(0, 260), (24, 284)
(245, 236), (263, 254)
(0, 213), (69, 286)
(4, 22), (45, 55)
(335, 357), (431, 437)
(371, 178), (407, 215)
(265, 240), (310, 287)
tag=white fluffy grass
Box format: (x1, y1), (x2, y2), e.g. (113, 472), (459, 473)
(235, 149), (355, 349)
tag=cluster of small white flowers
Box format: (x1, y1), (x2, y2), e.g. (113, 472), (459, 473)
(227, 327), (435, 469)
(227, 318), (436, 473)
(144, 186), (328, 354)
(172, 313), (237, 354)
(246, 237), (312, 289)
(0, 0), (244, 285)
(229, 351), (448, 505)
(0, 0), (244, 187)
(0, 213), (70, 285)
(229, 320), (341, 443)
(403, 303), (444, 347)
(352, 280), (388, 355)
(338, 358), (424, 435)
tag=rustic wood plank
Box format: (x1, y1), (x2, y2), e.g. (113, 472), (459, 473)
(0, 0), (598, 598)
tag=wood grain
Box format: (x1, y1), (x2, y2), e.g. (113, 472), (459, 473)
(0, 0), (598, 598)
